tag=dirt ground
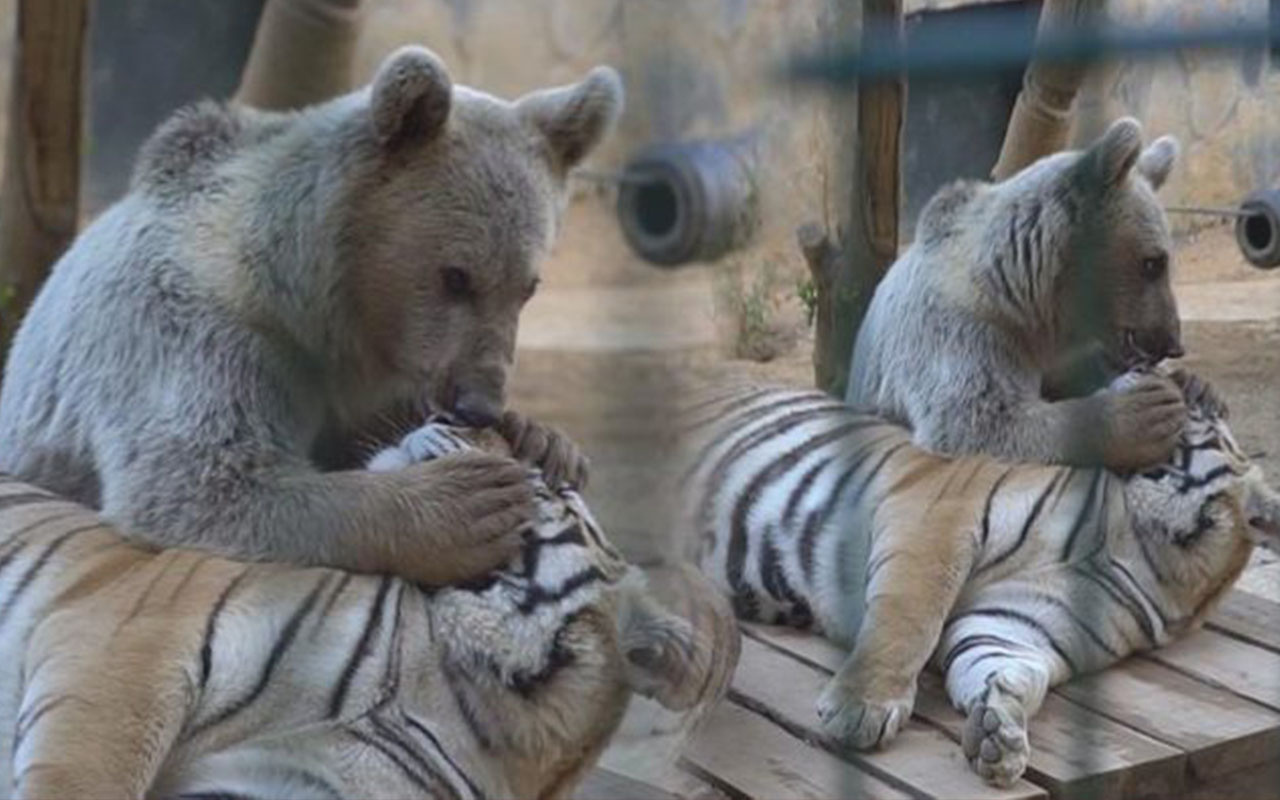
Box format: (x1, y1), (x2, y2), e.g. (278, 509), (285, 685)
(510, 197), (1280, 587)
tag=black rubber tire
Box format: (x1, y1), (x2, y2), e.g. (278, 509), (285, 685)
(616, 138), (759, 267)
(1236, 189), (1280, 269)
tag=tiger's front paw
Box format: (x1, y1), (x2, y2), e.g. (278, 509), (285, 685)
(815, 677), (913, 750)
(962, 677), (1031, 787)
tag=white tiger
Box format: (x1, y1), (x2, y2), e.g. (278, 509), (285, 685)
(683, 369), (1280, 786)
(0, 420), (736, 799)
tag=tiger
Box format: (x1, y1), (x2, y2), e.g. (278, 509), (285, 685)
(0, 420), (737, 800)
(682, 369), (1280, 787)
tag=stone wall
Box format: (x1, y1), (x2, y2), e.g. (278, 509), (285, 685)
(1074, 0), (1280, 230)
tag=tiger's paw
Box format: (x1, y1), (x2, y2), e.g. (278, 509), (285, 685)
(815, 678), (912, 750)
(962, 677), (1030, 787)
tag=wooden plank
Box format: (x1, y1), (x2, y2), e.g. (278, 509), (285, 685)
(1209, 589), (1280, 654)
(575, 767), (679, 800)
(683, 700), (910, 800)
(1057, 657), (1280, 781)
(745, 624), (1186, 800)
(1184, 756), (1280, 800)
(733, 633), (1046, 799)
(1149, 628), (1280, 713)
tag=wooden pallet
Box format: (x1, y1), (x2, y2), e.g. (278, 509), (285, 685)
(578, 588), (1280, 800)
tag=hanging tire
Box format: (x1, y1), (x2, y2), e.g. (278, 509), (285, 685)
(616, 136), (760, 267)
(1236, 189), (1280, 269)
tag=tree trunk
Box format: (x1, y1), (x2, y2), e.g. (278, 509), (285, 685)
(804, 0), (904, 398)
(0, 0), (89, 365)
(990, 0), (1105, 180)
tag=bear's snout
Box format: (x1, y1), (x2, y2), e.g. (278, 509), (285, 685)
(451, 389), (504, 429)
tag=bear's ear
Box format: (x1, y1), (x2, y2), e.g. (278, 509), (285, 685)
(518, 66), (624, 172)
(1075, 117), (1144, 192)
(370, 46), (453, 147)
(1136, 135), (1179, 191)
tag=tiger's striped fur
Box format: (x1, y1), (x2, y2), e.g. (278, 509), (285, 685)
(0, 421), (732, 800)
(683, 371), (1280, 787)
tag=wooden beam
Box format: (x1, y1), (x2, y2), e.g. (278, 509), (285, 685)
(805, 0), (904, 398)
(0, 0), (89, 364)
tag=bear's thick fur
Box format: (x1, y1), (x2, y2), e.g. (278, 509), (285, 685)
(847, 118), (1187, 470)
(0, 46), (622, 585)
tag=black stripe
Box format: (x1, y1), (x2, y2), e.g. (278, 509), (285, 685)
(948, 607), (1080, 673)
(781, 457), (832, 529)
(318, 572), (354, 620)
(682, 392), (827, 484)
(0, 492), (56, 511)
(979, 469), (1015, 547)
(329, 576), (393, 718)
(404, 715), (489, 800)
(1070, 561), (1155, 645)
(200, 569), (251, 688)
(516, 566), (607, 614)
(1177, 464), (1237, 493)
(0, 524), (99, 627)
(759, 528), (800, 606)
(1030, 592), (1123, 659)
(979, 471), (1065, 573)
(1060, 470), (1105, 560)
(367, 713), (461, 800)
(696, 402), (866, 533)
(940, 634), (1021, 673)
(1108, 558), (1171, 629)
(441, 660), (495, 751)
(797, 436), (899, 584)
(193, 576), (329, 734)
(347, 727), (437, 794)
(727, 422), (866, 604)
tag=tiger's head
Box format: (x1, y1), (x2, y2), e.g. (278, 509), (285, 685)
(1120, 369), (1280, 563)
(367, 419), (727, 715)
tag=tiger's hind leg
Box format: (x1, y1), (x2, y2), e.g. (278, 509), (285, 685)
(941, 636), (1061, 787)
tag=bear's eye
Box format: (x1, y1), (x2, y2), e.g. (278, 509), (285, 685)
(441, 267), (473, 299)
(1140, 254), (1168, 281)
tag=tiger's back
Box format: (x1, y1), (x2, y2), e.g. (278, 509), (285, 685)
(683, 379), (1277, 787)
(0, 421), (736, 800)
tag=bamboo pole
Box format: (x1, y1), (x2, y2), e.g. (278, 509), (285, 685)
(991, 0), (1105, 180)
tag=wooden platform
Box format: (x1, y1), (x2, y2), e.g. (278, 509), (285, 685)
(578, 588), (1280, 800)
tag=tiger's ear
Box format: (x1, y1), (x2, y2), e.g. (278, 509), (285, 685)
(1074, 117), (1144, 192)
(617, 580), (714, 712)
(1136, 136), (1179, 191)
(1245, 481), (1280, 547)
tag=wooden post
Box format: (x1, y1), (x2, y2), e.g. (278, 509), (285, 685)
(803, 0), (904, 398)
(991, 0), (1104, 180)
(0, 0), (89, 364)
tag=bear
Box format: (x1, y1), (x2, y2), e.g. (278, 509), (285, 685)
(846, 117), (1187, 471)
(0, 46), (622, 586)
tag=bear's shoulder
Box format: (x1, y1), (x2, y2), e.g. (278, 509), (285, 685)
(129, 101), (291, 198)
(914, 179), (984, 249)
